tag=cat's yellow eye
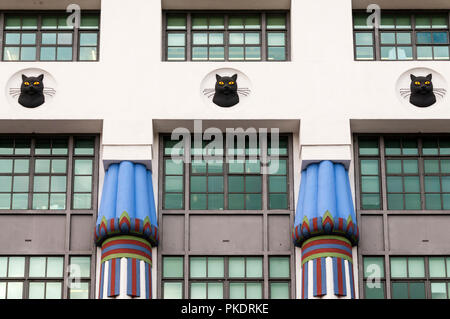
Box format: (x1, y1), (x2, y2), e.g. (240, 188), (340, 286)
(218, 81), (224, 85)
(228, 81), (235, 85)
(33, 82), (40, 85)
(24, 82), (30, 86)
(415, 81), (421, 85)
(425, 81), (431, 85)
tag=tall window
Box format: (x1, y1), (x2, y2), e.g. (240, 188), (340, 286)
(1, 12), (100, 61)
(356, 135), (450, 211)
(161, 255), (290, 299)
(164, 12), (289, 61)
(0, 256), (91, 299)
(0, 136), (97, 211)
(353, 11), (450, 61)
(161, 134), (291, 211)
(363, 256), (450, 299)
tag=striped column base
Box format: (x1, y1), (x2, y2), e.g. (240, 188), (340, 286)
(300, 235), (355, 299)
(98, 235), (153, 299)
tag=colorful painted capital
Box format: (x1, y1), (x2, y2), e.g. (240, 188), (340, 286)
(293, 161), (359, 299)
(95, 161), (158, 299)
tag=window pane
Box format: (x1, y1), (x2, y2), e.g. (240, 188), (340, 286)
(429, 257), (446, 278)
(364, 282), (385, 299)
(380, 32), (395, 44)
(424, 159), (439, 173)
(6, 282), (23, 299)
(381, 46), (396, 60)
(29, 282), (45, 299)
(0, 258), (7, 277)
(408, 257), (425, 278)
(246, 176), (262, 193)
(434, 46), (449, 60)
(8, 257), (25, 277)
(79, 33), (97, 46)
(404, 160), (419, 174)
(70, 257), (90, 278)
(168, 33), (185, 46)
(245, 32), (260, 45)
(390, 258), (407, 278)
(33, 194), (48, 210)
(404, 176), (420, 193)
(229, 16), (244, 29)
(69, 282), (89, 299)
(4, 47), (19, 61)
(191, 194), (206, 209)
(229, 46), (244, 60)
(47, 257), (64, 277)
(229, 257), (245, 278)
(247, 282), (262, 299)
(29, 257), (46, 277)
(5, 16), (21, 29)
(165, 176), (183, 193)
(267, 14), (286, 29)
(167, 15), (186, 30)
(268, 46), (286, 61)
(270, 194), (287, 209)
(209, 16), (224, 30)
(270, 282), (289, 299)
(190, 257), (207, 278)
(269, 176), (287, 193)
(431, 282), (447, 299)
(191, 283), (206, 299)
(46, 282), (62, 299)
(229, 283), (245, 299)
(386, 160), (401, 174)
(163, 282), (182, 299)
(51, 176), (67, 192)
(79, 47), (97, 61)
(270, 257), (290, 278)
(208, 282), (223, 299)
(73, 193), (92, 209)
(5, 33), (20, 45)
(163, 257), (183, 278)
(33, 175), (50, 193)
(74, 176), (92, 192)
(20, 47), (37, 60)
(245, 46), (261, 60)
(208, 257), (224, 278)
(74, 138), (94, 155)
(363, 257), (384, 279)
(228, 194), (244, 209)
(409, 282), (426, 299)
(164, 193), (183, 209)
(417, 46), (433, 60)
(355, 32), (373, 45)
(246, 257), (263, 278)
(361, 176), (379, 193)
(387, 176), (402, 193)
(392, 282), (408, 299)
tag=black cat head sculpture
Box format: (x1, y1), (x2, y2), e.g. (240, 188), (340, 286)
(18, 74), (45, 108)
(409, 74), (436, 108)
(212, 74), (239, 108)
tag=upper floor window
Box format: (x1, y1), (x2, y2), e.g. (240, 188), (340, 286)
(161, 134), (291, 211)
(353, 11), (450, 61)
(0, 135), (98, 211)
(164, 11), (289, 61)
(1, 12), (100, 62)
(356, 135), (450, 211)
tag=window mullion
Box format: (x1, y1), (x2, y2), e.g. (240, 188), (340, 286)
(186, 13), (192, 61)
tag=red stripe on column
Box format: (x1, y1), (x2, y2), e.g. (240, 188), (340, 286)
(132, 258), (137, 296)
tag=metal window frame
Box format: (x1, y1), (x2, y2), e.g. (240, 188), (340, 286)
(162, 10), (290, 62)
(0, 10), (100, 62)
(352, 10), (450, 61)
(158, 132), (295, 299)
(355, 134), (450, 300)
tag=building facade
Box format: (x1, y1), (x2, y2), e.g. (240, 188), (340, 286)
(0, 0), (450, 300)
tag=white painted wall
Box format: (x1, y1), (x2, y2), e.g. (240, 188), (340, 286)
(2, 0), (450, 299)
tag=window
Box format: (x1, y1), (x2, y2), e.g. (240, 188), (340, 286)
(356, 135), (450, 210)
(363, 256), (450, 299)
(363, 256), (386, 299)
(164, 12), (289, 61)
(353, 11), (450, 61)
(0, 256), (91, 299)
(0, 135), (97, 211)
(1, 12), (100, 61)
(162, 255), (290, 299)
(161, 134), (291, 211)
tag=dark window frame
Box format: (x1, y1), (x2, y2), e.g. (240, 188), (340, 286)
(0, 10), (100, 62)
(162, 10), (290, 62)
(353, 10), (450, 61)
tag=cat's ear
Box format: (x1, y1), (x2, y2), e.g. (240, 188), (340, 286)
(216, 74), (221, 81)
(22, 74), (27, 81)
(37, 74), (44, 81)
(231, 74), (238, 81)
(410, 74), (417, 81)
(426, 74), (432, 81)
